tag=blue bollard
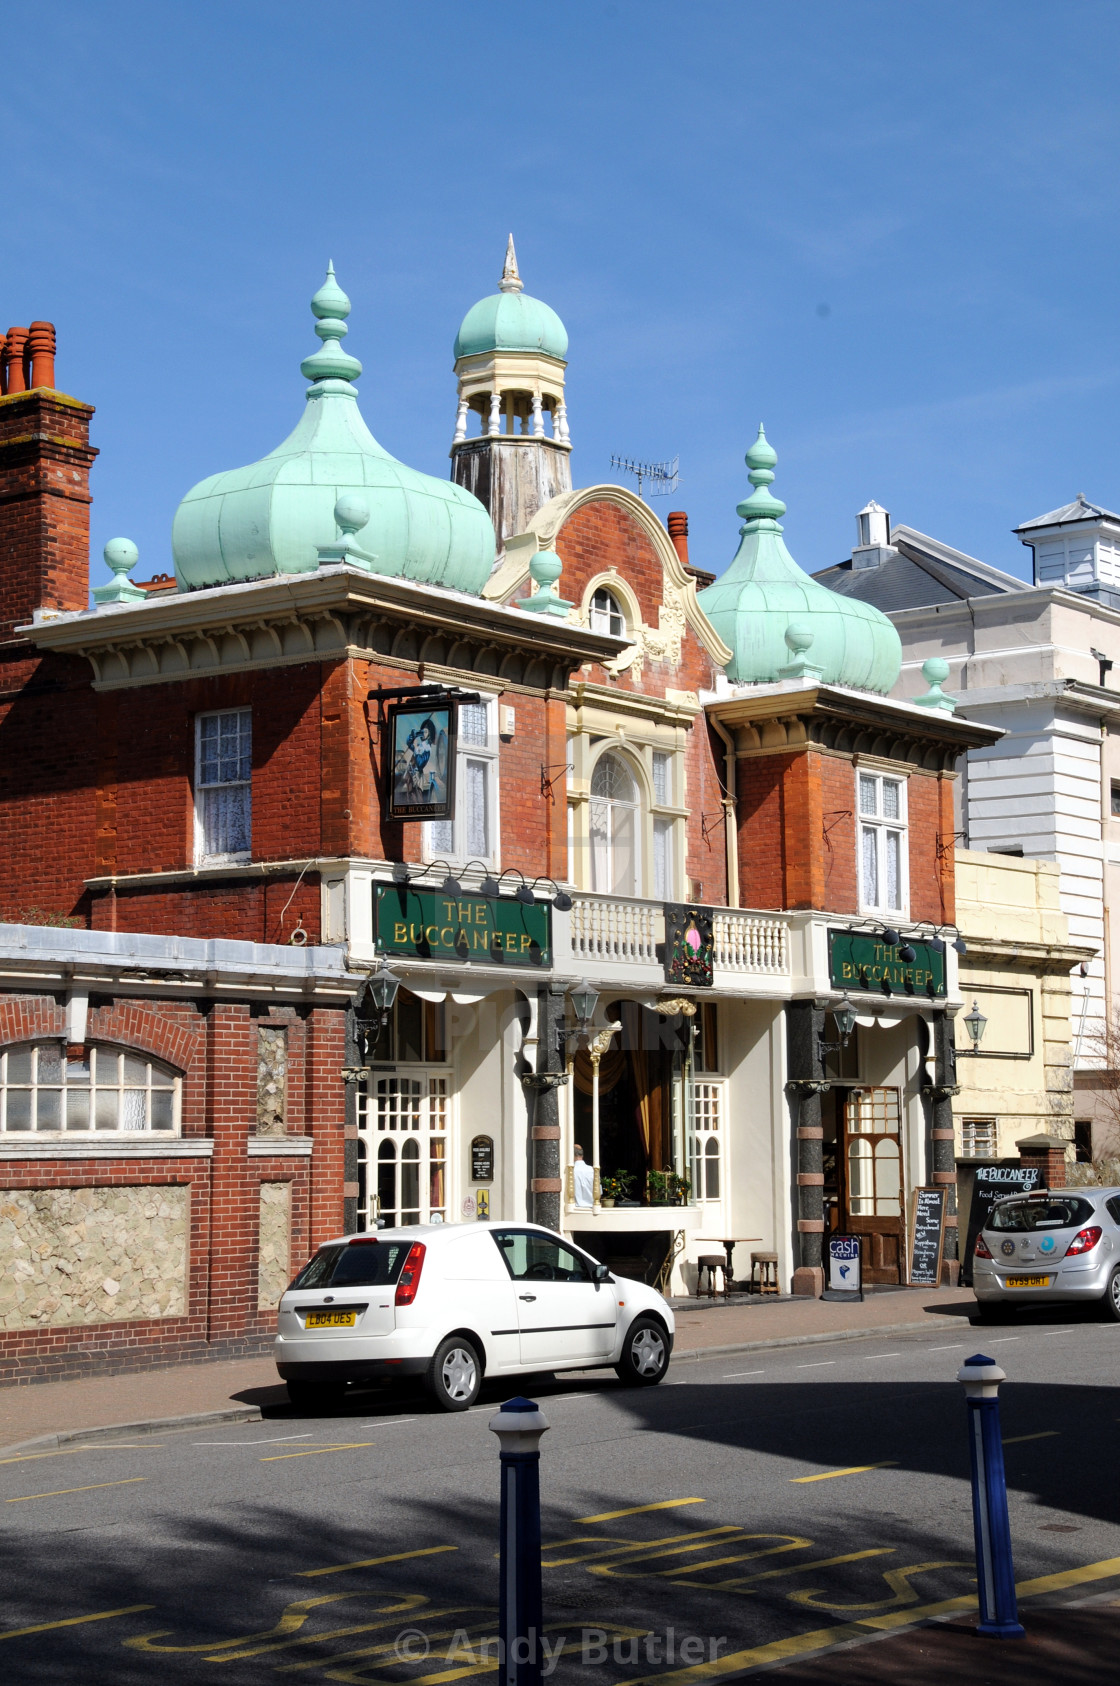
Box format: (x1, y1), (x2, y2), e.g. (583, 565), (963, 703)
(957, 1354), (1025, 1638)
(489, 1397), (550, 1686)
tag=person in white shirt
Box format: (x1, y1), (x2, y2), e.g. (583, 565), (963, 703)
(572, 1143), (595, 1208)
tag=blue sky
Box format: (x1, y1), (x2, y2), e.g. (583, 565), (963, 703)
(5, 0), (1120, 593)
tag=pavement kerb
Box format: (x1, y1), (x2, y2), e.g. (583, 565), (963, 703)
(0, 1405), (263, 1461)
(0, 1313), (970, 1462)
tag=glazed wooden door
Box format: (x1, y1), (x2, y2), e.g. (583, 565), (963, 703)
(841, 1087), (905, 1283)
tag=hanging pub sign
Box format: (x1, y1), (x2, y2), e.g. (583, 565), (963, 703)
(663, 904), (714, 988)
(375, 884), (551, 965)
(386, 699), (456, 822)
(471, 1135), (494, 1183)
(828, 929), (947, 998)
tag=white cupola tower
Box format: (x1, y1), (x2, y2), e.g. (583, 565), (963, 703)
(450, 236), (573, 549)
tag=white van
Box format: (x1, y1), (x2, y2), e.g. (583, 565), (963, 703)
(275, 1221), (675, 1411)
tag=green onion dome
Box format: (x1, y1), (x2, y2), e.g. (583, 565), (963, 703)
(453, 235), (568, 362)
(173, 265), (496, 594)
(698, 427), (902, 692)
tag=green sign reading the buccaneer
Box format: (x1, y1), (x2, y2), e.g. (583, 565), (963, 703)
(828, 929), (946, 997)
(375, 885), (551, 966)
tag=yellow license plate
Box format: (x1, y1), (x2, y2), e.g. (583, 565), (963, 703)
(1004, 1275), (1051, 1288)
(305, 1310), (357, 1328)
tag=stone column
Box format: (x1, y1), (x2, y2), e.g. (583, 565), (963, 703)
(522, 985), (566, 1230)
(930, 1010), (960, 1284)
(786, 1000), (828, 1298)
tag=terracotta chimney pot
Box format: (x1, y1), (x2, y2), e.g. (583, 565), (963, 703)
(667, 509), (690, 570)
(3, 326), (28, 395)
(27, 321), (56, 391)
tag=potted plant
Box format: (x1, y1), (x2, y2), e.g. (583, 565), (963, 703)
(600, 1170), (635, 1207)
(647, 1169), (692, 1207)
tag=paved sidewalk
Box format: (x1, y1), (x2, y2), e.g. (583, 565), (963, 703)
(0, 1285), (976, 1453)
(758, 1597), (1120, 1685)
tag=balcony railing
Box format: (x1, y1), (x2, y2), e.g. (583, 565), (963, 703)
(567, 895), (789, 978)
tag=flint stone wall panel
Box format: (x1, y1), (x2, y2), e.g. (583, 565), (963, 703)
(0, 1184), (189, 1329)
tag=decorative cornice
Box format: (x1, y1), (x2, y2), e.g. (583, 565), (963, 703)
(23, 566), (624, 693)
(706, 681), (1000, 769)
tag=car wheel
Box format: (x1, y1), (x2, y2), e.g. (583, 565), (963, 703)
(1103, 1267), (1120, 1322)
(286, 1377), (346, 1413)
(615, 1316), (670, 1387)
(426, 1337), (482, 1411)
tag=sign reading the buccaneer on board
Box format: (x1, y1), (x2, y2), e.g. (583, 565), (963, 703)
(375, 885), (551, 966)
(827, 930), (946, 997)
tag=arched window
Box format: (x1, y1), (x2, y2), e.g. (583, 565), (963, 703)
(589, 752), (639, 896)
(589, 588), (626, 638)
(0, 1043), (180, 1134)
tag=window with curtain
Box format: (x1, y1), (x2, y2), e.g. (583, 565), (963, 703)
(0, 1043), (180, 1134)
(857, 772), (907, 914)
(426, 699), (497, 866)
(196, 709), (251, 862)
(589, 752), (640, 896)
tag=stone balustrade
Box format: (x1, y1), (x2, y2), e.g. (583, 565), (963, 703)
(567, 895), (790, 979)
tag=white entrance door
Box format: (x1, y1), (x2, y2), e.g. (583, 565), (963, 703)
(490, 1229), (618, 1368)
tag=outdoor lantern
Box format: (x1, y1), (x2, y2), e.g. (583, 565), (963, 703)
(833, 994), (857, 1045)
(515, 882), (535, 906)
(552, 888), (573, 912)
(953, 937), (968, 956)
(963, 998), (988, 1048)
(369, 966), (401, 1026)
(442, 871), (463, 896)
(568, 978), (599, 1031)
(898, 942), (917, 962)
(480, 873), (501, 898)
(881, 926), (901, 948)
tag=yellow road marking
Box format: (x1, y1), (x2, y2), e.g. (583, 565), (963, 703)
(125, 1591), (421, 1655)
(628, 1554), (1120, 1683)
(6, 1477), (146, 1503)
(0, 1603), (153, 1641)
(0, 1443), (161, 1466)
(261, 1443), (377, 1462)
(0, 1449), (85, 1466)
(791, 1462), (899, 1483)
(544, 1526), (741, 1568)
(214, 1603), (489, 1664)
(298, 1545), (458, 1579)
(1004, 1431), (1060, 1444)
(575, 1498), (705, 1524)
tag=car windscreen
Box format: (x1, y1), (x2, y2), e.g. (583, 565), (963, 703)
(289, 1241), (412, 1290)
(988, 1196), (1095, 1233)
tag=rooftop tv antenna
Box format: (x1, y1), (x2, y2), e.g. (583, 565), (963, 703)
(610, 454), (680, 502)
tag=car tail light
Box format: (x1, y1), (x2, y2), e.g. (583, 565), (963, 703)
(1065, 1226), (1102, 1256)
(348, 1237), (379, 1246)
(974, 1233), (993, 1259)
(395, 1242), (426, 1306)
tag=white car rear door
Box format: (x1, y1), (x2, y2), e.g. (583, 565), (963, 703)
(491, 1229), (617, 1367)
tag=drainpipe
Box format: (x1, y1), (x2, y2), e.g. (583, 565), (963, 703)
(708, 714), (740, 907)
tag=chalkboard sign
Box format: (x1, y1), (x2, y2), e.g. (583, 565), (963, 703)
(471, 1135), (494, 1184)
(908, 1187), (946, 1287)
(961, 1164), (1043, 1285)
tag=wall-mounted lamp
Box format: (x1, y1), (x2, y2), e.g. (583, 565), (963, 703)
(530, 875), (573, 912)
(898, 942), (917, 963)
(819, 994), (857, 1061)
(962, 998), (988, 1048)
(880, 926), (901, 948)
(556, 978), (600, 1053)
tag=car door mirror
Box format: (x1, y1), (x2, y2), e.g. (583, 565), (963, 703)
(593, 1263), (612, 1284)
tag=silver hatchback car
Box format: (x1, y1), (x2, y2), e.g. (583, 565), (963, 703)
(973, 1187), (1120, 1321)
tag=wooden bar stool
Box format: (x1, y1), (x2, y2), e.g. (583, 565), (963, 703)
(696, 1254), (730, 1298)
(750, 1252), (779, 1296)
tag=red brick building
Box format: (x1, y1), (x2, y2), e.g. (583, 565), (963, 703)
(0, 261), (996, 1380)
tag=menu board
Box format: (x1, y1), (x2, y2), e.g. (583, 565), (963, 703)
(471, 1135), (494, 1184)
(908, 1187), (946, 1287)
(961, 1164), (1042, 1285)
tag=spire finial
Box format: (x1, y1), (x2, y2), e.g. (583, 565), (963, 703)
(736, 423), (787, 531)
(499, 233), (523, 294)
(301, 262), (362, 388)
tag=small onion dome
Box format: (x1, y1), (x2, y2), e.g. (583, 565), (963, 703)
(698, 427), (901, 693)
(454, 235), (568, 362)
(173, 265), (496, 595)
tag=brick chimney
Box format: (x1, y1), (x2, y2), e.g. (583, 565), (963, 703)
(667, 509), (716, 588)
(667, 510), (690, 569)
(0, 322), (97, 639)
